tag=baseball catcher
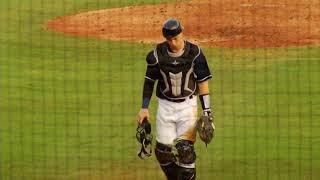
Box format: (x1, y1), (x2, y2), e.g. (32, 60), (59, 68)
(137, 18), (215, 180)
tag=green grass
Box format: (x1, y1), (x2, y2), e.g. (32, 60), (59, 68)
(1, 0), (320, 179)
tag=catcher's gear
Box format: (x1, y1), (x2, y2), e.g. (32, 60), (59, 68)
(174, 140), (196, 166)
(153, 41), (199, 101)
(177, 166), (196, 180)
(136, 118), (153, 159)
(160, 162), (196, 180)
(155, 142), (176, 166)
(159, 163), (178, 180)
(197, 110), (215, 146)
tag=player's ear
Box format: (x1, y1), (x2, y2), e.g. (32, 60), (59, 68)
(178, 32), (184, 40)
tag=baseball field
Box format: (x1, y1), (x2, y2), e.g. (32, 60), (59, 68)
(0, 0), (320, 179)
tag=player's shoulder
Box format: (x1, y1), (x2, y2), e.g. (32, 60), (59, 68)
(186, 41), (201, 52)
(146, 49), (158, 66)
(185, 40), (201, 58)
(146, 41), (168, 65)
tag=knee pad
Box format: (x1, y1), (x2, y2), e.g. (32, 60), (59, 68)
(175, 140), (196, 165)
(155, 142), (176, 166)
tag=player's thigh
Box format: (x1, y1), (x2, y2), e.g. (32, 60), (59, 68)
(156, 100), (177, 144)
(176, 103), (198, 142)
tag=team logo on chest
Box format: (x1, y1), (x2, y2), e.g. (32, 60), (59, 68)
(172, 60), (180, 65)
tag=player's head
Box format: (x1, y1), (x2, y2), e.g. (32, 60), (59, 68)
(162, 18), (184, 52)
(162, 18), (183, 38)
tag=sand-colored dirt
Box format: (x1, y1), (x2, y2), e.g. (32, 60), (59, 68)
(46, 0), (320, 48)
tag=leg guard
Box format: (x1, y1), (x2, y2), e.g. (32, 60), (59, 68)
(155, 142), (176, 166)
(155, 142), (177, 180)
(160, 163), (196, 180)
(160, 163), (178, 180)
(175, 140), (196, 167)
(177, 166), (196, 180)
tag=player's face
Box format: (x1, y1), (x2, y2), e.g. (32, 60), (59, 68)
(166, 33), (184, 53)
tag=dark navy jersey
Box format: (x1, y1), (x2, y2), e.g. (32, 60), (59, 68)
(144, 41), (212, 101)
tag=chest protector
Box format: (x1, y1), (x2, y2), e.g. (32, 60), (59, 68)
(155, 41), (200, 100)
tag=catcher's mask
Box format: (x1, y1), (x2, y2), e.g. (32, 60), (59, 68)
(136, 118), (153, 159)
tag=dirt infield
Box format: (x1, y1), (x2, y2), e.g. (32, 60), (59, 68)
(46, 0), (320, 48)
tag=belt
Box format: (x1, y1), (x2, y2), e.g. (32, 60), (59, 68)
(163, 96), (193, 103)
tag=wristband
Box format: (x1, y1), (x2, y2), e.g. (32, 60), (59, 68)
(199, 94), (211, 110)
(142, 97), (150, 109)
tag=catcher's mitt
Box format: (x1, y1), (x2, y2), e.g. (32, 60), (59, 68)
(197, 110), (215, 146)
(136, 118), (153, 159)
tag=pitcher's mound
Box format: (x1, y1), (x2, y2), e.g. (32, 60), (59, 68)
(47, 0), (320, 48)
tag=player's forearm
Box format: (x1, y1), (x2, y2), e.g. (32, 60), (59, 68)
(198, 80), (211, 110)
(141, 79), (155, 109)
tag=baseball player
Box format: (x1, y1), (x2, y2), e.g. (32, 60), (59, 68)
(137, 18), (214, 180)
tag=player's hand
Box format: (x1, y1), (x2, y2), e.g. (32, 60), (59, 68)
(197, 109), (215, 145)
(137, 108), (149, 124)
(202, 109), (215, 127)
(203, 109), (213, 119)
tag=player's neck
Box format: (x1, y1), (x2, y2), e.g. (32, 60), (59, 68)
(167, 48), (185, 57)
(168, 40), (185, 54)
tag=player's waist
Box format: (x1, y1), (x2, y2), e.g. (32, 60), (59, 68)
(160, 95), (194, 103)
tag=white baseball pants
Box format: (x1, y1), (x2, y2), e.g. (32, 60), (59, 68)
(156, 96), (198, 145)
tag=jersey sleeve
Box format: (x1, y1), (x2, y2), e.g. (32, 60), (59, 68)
(193, 49), (212, 82)
(145, 50), (160, 82)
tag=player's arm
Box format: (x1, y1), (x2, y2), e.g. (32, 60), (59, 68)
(137, 78), (155, 124)
(195, 48), (215, 145)
(194, 48), (213, 114)
(198, 80), (211, 114)
(198, 79), (215, 145)
(137, 51), (159, 124)
(198, 80), (209, 95)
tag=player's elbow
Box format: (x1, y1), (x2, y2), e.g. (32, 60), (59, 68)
(198, 81), (210, 95)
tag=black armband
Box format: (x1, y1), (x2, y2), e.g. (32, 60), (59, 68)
(142, 79), (155, 108)
(199, 94), (211, 110)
